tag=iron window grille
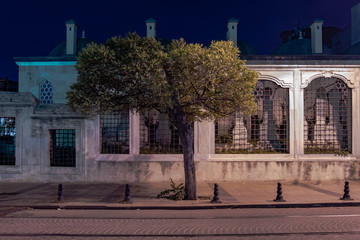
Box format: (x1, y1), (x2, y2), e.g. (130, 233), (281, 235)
(0, 117), (16, 165)
(304, 78), (352, 154)
(49, 129), (76, 167)
(215, 80), (289, 154)
(140, 110), (182, 154)
(40, 80), (53, 104)
(100, 112), (129, 154)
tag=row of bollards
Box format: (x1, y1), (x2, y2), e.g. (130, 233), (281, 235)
(210, 181), (354, 204)
(55, 181), (354, 204)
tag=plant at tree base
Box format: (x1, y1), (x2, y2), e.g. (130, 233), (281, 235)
(157, 178), (185, 200)
(67, 33), (258, 200)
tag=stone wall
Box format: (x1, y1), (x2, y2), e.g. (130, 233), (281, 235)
(1, 63), (360, 183)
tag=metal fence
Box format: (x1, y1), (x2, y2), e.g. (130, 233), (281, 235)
(304, 78), (352, 154)
(100, 112), (129, 154)
(0, 117), (16, 165)
(49, 129), (76, 167)
(140, 110), (182, 154)
(215, 80), (289, 154)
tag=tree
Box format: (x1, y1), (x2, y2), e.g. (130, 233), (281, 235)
(67, 33), (258, 200)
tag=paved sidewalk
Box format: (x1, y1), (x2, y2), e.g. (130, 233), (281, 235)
(0, 180), (359, 209)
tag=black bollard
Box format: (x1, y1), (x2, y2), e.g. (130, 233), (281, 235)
(124, 184), (132, 203)
(273, 182), (286, 202)
(57, 184), (64, 202)
(211, 183), (222, 203)
(340, 181), (353, 200)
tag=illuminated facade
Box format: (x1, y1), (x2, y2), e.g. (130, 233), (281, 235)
(2, 5), (360, 182)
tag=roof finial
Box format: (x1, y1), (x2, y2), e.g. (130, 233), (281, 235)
(82, 30), (86, 39)
(298, 30), (303, 40)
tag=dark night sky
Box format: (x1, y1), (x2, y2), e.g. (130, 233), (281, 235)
(1, 0), (360, 81)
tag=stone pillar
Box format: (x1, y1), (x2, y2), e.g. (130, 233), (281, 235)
(295, 69), (304, 155)
(130, 112), (140, 154)
(195, 120), (213, 156)
(351, 69), (360, 155)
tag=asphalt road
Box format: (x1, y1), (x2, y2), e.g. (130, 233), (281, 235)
(1, 207), (360, 239)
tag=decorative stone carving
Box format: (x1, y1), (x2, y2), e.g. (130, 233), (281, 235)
(322, 71), (334, 78)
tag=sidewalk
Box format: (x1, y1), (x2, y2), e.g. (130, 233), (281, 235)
(0, 180), (360, 209)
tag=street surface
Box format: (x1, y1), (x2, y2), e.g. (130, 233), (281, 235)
(1, 207), (360, 239)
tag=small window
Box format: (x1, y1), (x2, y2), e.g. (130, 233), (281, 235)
(49, 129), (76, 167)
(100, 112), (129, 154)
(0, 117), (16, 165)
(40, 80), (53, 103)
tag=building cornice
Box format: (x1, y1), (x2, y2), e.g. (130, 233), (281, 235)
(14, 56), (77, 66)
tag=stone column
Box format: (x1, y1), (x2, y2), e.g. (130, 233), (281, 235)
(130, 112), (140, 154)
(295, 69), (303, 156)
(194, 120), (213, 158)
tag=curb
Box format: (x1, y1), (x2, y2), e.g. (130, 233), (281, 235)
(3, 201), (360, 210)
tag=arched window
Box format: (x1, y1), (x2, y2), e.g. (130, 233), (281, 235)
(304, 77), (352, 154)
(40, 80), (53, 103)
(215, 80), (289, 154)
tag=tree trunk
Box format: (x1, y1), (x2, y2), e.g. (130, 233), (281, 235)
(172, 109), (197, 200)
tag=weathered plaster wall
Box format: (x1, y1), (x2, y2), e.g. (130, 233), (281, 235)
(78, 159), (360, 183)
(1, 64), (360, 183)
(18, 64), (77, 103)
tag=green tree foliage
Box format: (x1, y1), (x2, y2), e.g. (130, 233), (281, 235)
(67, 33), (258, 200)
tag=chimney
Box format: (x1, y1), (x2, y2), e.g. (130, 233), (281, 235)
(351, 3), (360, 45)
(310, 18), (324, 54)
(145, 18), (156, 38)
(65, 19), (78, 55)
(227, 18), (238, 47)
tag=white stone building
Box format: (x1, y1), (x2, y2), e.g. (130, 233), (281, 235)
(2, 5), (360, 183)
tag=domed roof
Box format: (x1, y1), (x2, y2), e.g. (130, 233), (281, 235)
(345, 42), (360, 55)
(274, 38), (333, 55)
(237, 40), (256, 55)
(145, 18), (156, 23)
(49, 38), (93, 57)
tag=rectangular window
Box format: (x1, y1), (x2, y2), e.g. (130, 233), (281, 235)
(140, 110), (182, 154)
(0, 117), (16, 165)
(100, 113), (129, 154)
(49, 129), (76, 167)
